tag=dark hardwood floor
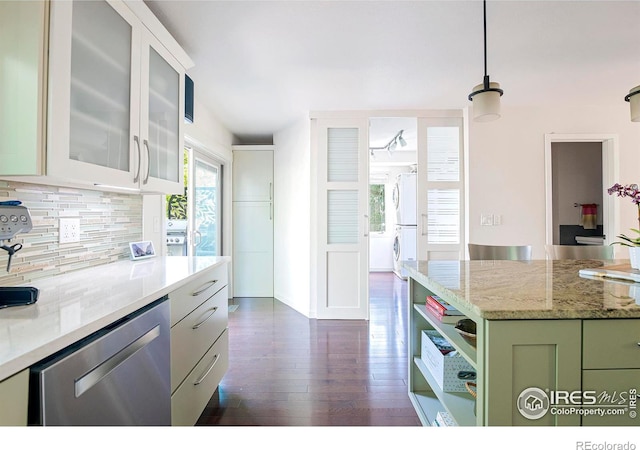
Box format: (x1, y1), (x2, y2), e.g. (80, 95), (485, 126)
(196, 272), (420, 426)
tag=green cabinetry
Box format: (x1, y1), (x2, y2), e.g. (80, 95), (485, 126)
(408, 277), (582, 426)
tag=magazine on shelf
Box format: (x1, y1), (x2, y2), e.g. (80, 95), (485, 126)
(424, 303), (461, 324)
(423, 329), (455, 355)
(426, 295), (463, 316)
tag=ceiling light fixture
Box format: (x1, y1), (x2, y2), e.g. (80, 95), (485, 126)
(468, 0), (503, 122)
(369, 130), (407, 157)
(625, 85), (640, 122)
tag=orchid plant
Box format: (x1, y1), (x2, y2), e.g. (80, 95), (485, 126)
(607, 183), (640, 246)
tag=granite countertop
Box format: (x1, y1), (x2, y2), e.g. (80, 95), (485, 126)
(404, 259), (640, 320)
(0, 256), (230, 381)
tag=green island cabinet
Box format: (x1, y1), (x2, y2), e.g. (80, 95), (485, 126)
(405, 260), (640, 427)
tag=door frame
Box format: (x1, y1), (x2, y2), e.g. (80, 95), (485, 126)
(544, 133), (619, 250)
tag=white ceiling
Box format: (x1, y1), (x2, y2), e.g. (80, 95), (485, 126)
(144, 0), (640, 143)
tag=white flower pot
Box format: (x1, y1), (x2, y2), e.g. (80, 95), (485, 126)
(629, 247), (640, 270)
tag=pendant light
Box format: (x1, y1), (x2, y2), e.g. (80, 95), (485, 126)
(625, 85), (640, 122)
(468, 0), (503, 122)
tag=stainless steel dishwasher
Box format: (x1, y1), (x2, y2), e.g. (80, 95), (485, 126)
(29, 297), (171, 426)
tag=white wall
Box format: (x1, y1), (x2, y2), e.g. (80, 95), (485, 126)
(273, 117), (311, 317)
(468, 104), (640, 259)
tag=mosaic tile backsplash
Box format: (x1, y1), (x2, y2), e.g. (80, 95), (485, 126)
(0, 180), (142, 286)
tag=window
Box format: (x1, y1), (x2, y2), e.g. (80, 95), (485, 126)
(369, 184), (385, 233)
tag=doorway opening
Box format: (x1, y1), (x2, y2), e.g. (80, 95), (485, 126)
(368, 117), (417, 280)
(544, 134), (618, 253)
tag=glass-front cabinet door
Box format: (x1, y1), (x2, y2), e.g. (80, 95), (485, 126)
(139, 32), (185, 194)
(47, 0), (142, 189)
(47, 0), (184, 193)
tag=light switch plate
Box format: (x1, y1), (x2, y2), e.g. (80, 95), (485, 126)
(59, 218), (80, 243)
(481, 214), (493, 226)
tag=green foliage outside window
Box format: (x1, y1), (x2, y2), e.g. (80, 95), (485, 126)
(166, 150), (189, 219)
(369, 184), (385, 233)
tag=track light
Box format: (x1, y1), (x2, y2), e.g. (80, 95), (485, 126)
(398, 132), (407, 147)
(468, 0), (503, 122)
(625, 85), (640, 122)
(369, 129), (407, 157)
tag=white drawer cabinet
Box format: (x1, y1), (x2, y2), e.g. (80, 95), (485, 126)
(171, 286), (228, 393)
(171, 330), (229, 426)
(170, 262), (228, 327)
(170, 262), (229, 426)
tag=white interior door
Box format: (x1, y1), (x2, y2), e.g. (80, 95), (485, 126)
(416, 117), (464, 260)
(315, 118), (369, 320)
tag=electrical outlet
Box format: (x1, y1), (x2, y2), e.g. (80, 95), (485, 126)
(59, 218), (80, 243)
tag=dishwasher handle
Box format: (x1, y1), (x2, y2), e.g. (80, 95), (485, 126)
(74, 325), (161, 397)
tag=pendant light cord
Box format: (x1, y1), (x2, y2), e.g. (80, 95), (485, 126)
(483, 0), (487, 77)
(483, 0), (489, 89)
(468, 0), (503, 100)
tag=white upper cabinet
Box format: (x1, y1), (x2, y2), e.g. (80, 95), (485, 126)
(232, 148), (274, 202)
(0, 0), (190, 194)
(139, 32), (184, 193)
(0, 1), (48, 176)
(48, 0), (187, 193)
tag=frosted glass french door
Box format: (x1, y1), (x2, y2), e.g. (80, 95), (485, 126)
(315, 118), (369, 320)
(416, 117), (465, 260)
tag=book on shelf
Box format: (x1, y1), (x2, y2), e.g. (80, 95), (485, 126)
(426, 295), (463, 316)
(424, 303), (461, 324)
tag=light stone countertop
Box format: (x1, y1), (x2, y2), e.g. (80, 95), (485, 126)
(404, 259), (640, 320)
(0, 256), (230, 381)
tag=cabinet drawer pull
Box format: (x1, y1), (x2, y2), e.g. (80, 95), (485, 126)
(191, 280), (218, 296)
(192, 307), (218, 329)
(193, 354), (220, 386)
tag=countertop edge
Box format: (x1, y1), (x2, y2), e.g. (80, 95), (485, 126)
(404, 261), (640, 321)
(0, 256), (230, 382)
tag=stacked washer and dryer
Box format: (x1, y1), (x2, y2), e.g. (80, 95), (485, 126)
(392, 172), (417, 279)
